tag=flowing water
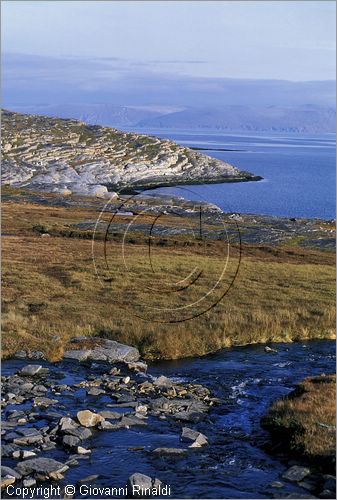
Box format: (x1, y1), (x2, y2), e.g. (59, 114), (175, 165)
(2, 340), (335, 498)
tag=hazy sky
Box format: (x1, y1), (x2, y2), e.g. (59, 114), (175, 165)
(2, 0), (336, 81)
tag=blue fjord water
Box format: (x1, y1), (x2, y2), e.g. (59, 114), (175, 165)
(138, 130), (336, 220)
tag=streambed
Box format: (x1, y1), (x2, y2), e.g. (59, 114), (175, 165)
(1, 340), (335, 499)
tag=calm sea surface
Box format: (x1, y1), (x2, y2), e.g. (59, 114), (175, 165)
(135, 130), (336, 220)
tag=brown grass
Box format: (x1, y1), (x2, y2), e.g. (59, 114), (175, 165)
(1, 199), (336, 360)
(262, 375), (336, 471)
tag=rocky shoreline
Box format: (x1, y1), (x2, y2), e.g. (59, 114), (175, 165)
(2, 184), (335, 252)
(1, 110), (258, 198)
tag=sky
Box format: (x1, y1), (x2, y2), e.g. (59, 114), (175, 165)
(1, 1), (336, 107)
(2, 0), (336, 80)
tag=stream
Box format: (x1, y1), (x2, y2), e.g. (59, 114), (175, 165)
(2, 340), (335, 499)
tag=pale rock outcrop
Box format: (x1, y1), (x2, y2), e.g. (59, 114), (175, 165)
(2, 110), (258, 197)
(63, 338), (140, 363)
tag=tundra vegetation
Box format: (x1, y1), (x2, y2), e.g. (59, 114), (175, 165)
(2, 186), (335, 361)
(262, 374), (336, 472)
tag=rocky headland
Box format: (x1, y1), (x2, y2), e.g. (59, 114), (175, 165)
(1, 110), (259, 198)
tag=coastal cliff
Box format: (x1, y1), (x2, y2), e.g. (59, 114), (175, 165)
(1, 110), (258, 197)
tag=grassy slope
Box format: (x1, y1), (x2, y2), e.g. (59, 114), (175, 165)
(2, 193), (335, 360)
(262, 375), (336, 471)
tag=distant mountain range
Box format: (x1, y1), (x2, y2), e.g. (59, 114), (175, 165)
(9, 103), (336, 134)
(137, 105), (336, 134)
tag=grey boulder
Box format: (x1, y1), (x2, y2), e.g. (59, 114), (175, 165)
(127, 473), (162, 498)
(62, 435), (80, 449)
(19, 365), (43, 376)
(63, 338), (140, 363)
(1, 466), (21, 480)
(13, 434), (43, 446)
(58, 417), (79, 433)
(282, 465), (311, 482)
(64, 426), (92, 441)
(99, 410), (122, 420)
(120, 416), (147, 427)
(13, 428), (43, 446)
(16, 457), (69, 478)
(181, 427), (208, 446)
(87, 387), (105, 396)
(264, 346), (278, 353)
(23, 478), (36, 487)
(127, 361), (148, 373)
(153, 376), (174, 388)
(33, 397), (58, 407)
(14, 351), (27, 359)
